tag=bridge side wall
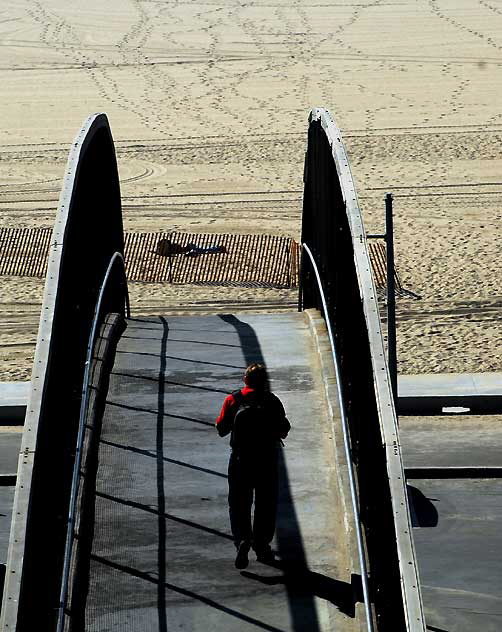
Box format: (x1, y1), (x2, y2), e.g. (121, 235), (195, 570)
(1, 114), (125, 631)
(301, 109), (425, 631)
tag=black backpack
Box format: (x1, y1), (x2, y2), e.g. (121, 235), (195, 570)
(230, 390), (280, 452)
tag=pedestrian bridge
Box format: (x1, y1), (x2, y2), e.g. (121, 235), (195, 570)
(1, 110), (425, 631)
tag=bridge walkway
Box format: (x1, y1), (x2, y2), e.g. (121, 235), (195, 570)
(84, 311), (359, 631)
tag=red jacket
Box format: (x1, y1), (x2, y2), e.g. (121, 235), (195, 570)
(215, 387), (290, 443)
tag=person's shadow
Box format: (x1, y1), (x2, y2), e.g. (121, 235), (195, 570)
(241, 561), (362, 618)
(220, 314), (361, 625)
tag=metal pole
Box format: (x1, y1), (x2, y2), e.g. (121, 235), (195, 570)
(385, 193), (398, 405)
(297, 247), (304, 312)
(167, 234), (173, 284)
(286, 241), (291, 288)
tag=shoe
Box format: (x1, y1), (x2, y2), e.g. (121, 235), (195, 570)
(255, 547), (275, 564)
(235, 541), (250, 569)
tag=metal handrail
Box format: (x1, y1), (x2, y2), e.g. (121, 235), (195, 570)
(56, 251), (130, 631)
(301, 243), (374, 632)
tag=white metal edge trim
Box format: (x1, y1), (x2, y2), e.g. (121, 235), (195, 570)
(0, 113), (109, 631)
(309, 107), (426, 631)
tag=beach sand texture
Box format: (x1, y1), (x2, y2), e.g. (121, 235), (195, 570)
(1, 0), (501, 380)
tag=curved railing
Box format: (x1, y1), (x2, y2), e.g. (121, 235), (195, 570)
(56, 252), (130, 632)
(302, 243), (374, 630)
(300, 108), (425, 630)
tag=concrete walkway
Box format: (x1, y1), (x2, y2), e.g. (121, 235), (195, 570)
(0, 429), (21, 575)
(85, 313), (357, 631)
(398, 373), (502, 414)
(402, 415), (502, 631)
(0, 382), (29, 423)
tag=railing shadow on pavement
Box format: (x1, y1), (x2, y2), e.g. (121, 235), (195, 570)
(99, 437), (228, 478)
(88, 552), (287, 632)
(103, 398), (215, 427)
(116, 348), (245, 370)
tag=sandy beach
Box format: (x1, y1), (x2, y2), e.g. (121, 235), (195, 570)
(1, 0), (501, 380)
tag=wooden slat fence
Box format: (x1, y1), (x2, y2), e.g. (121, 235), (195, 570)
(124, 232), (300, 287)
(0, 229), (300, 288)
(368, 240), (403, 292)
(0, 227), (53, 278)
(0, 229), (409, 294)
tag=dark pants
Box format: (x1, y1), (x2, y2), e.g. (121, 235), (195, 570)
(228, 450), (278, 551)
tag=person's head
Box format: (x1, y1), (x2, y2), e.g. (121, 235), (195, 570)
(244, 363), (269, 391)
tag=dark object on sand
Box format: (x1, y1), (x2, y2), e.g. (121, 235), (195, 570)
(153, 238), (226, 257)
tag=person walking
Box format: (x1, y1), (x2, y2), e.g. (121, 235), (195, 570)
(215, 363), (290, 569)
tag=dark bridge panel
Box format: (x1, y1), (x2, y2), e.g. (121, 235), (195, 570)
(301, 109), (425, 631)
(1, 114), (125, 631)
